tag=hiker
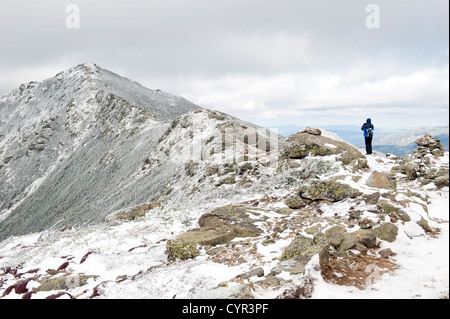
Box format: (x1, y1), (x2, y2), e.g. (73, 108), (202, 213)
(361, 118), (374, 155)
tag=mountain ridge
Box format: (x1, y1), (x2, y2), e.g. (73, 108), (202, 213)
(0, 65), (448, 299)
(0, 64), (281, 240)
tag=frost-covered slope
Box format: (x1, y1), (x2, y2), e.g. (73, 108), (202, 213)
(0, 64), (284, 241)
(0, 144), (447, 300)
(1, 65), (448, 300)
(0, 64), (201, 240)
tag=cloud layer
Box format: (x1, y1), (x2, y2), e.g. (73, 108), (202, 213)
(0, 0), (448, 129)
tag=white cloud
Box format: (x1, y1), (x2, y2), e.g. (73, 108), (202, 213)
(149, 62), (449, 128)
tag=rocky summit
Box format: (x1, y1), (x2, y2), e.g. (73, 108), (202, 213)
(0, 65), (449, 299)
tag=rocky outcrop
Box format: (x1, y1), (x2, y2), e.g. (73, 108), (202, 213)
(167, 205), (263, 260)
(283, 128), (360, 159)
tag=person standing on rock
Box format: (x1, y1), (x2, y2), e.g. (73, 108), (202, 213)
(361, 118), (374, 155)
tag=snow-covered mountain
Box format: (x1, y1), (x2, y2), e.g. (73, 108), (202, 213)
(0, 64), (448, 300)
(0, 63), (281, 241)
(372, 126), (449, 156)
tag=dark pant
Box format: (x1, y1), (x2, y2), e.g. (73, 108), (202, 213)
(365, 137), (373, 154)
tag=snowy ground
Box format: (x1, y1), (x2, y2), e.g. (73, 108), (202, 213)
(0, 152), (448, 299)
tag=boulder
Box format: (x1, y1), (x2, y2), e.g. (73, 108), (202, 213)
(366, 171), (397, 190)
(298, 180), (362, 202)
(167, 205), (263, 259)
(283, 129), (359, 159)
(373, 223), (398, 242)
(324, 226), (346, 246)
(331, 229), (377, 252)
(337, 149), (366, 166)
(281, 235), (313, 261)
(434, 174), (449, 188)
(377, 200), (411, 222)
(166, 240), (199, 260)
(300, 127), (322, 135)
(363, 192), (381, 205)
(285, 195), (308, 209)
(274, 238), (330, 275)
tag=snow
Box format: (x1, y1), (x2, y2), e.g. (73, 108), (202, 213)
(1, 151), (447, 299)
(0, 64), (448, 300)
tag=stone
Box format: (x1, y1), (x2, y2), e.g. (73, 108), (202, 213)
(216, 176), (236, 186)
(405, 164), (419, 180)
(417, 217), (433, 233)
(336, 229), (376, 252)
(338, 234), (358, 251)
(364, 192), (381, 205)
(199, 205), (262, 235)
(350, 158), (369, 171)
(325, 226), (346, 246)
(379, 248), (395, 258)
(283, 130), (359, 159)
(285, 195), (307, 209)
(358, 217), (378, 229)
(373, 223), (398, 242)
(301, 127), (322, 135)
(230, 284), (255, 299)
(36, 275), (97, 292)
(281, 235), (313, 261)
(298, 180), (362, 202)
(168, 205), (263, 257)
(235, 267), (264, 280)
(377, 200), (411, 222)
(352, 229), (377, 248)
(366, 171), (397, 190)
(273, 239), (330, 275)
(337, 149), (366, 166)
(166, 240), (199, 260)
(434, 174), (449, 188)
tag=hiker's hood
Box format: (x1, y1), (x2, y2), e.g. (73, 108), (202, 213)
(366, 118), (372, 124)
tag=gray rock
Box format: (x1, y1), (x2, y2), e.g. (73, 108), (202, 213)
(373, 223), (398, 242)
(298, 180), (362, 202)
(366, 171), (397, 190)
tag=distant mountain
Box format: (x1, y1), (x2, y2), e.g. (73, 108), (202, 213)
(373, 126), (449, 156)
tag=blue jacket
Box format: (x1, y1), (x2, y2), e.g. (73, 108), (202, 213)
(361, 118), (374, 137)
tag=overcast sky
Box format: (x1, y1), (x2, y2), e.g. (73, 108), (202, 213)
(0, 0), (448, 130)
